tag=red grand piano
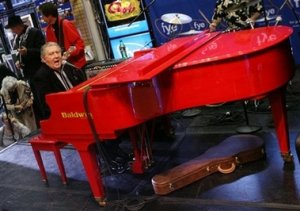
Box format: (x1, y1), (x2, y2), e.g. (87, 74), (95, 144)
(31, 26), (294, 205)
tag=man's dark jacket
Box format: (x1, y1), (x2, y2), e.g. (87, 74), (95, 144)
(33, 63), (85, 120)
(14, 26), (45, 79)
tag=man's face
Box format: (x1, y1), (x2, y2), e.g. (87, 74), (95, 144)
(42, 45), (62, 71)
(41, 15), (56, 25)
(9, 25), (24, 36)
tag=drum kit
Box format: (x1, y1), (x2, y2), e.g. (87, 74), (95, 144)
(160, 0), (291, 37)
(159, 0), (292, 119)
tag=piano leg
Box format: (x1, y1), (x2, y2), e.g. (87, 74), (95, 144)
(268, 87), (293, 162)
(31, 149), (49, 184)
(74, 143), (106, 206)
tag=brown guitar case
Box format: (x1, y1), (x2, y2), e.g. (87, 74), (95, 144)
(152, 134), (265, 195)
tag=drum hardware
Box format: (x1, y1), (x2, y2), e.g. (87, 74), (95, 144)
(246, 18), (255, 29)
(277, 0), (300, 26)
(274, 16), (283, 26)
(198, 9), (211, 25)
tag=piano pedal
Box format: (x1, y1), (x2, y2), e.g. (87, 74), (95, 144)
(110, 154), (133, 173)
(181, 108), (201, 117)
(110, 160), (127, 174)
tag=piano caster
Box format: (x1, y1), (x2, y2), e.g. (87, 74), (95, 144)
(281, 152), (293, 162)
(95, 197), (107, 206)
(42, 179), (49, 187)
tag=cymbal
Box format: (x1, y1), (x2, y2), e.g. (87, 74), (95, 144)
(161, 13), (192, 25)
(226, 0), (262, 12)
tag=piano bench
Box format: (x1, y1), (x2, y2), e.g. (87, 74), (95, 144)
(29, 136), (68, 185)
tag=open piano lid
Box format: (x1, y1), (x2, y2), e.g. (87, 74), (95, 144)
(81, 30), (220, 88)
(78, 26), (292, 90)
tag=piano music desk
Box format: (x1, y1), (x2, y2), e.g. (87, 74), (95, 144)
(29, 136), (68, 185)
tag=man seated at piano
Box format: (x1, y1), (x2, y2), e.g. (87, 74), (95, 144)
(33, 42), (86, 120)
(209, 0), (263, 32)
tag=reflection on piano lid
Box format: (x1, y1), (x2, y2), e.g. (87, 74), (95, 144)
(179, 30), (203, 37)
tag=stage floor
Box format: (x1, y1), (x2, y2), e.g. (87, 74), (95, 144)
(1, 71), (300, 211)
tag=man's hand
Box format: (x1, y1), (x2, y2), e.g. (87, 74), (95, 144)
(24, 99), (33, 108)
(62, 46), (76, 60)
(14, 104), (23, 111)
(15, 61), (21, 69)
(18, 46), (27, 56)
(209, 22), (217, 32)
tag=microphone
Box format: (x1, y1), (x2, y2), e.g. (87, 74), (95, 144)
(62, 60), (79, 69)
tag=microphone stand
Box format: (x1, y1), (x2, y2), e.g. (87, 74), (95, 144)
(128, 0), (156, 27)
(236, 101), (262, 134)
(279, 0), (300, 25)
(261, 0), (269, 26)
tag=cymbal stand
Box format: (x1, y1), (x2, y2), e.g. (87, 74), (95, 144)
(278, 0), (300, 24)
(261, 0), (269, 26)
(236, 101), (262, 134)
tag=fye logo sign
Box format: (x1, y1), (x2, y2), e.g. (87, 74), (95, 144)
(265, 7), (276, 17)
(192, 21), (206, 31)
(156, 18), (207, 39)
(160, 22), (179, 36)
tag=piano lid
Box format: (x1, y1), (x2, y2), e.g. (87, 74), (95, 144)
(82, 31), (220, 88)
(77, 26), (292, 90)
(174, 26), (293, 69)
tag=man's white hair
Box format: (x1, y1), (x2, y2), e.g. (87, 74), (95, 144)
(41, 42), (62, 58)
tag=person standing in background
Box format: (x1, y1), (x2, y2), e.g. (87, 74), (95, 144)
(5, 15), (45, 126)
(5, 15), (45, 80)
(209, 0), (263, 32)
(38, 2), (87, 70)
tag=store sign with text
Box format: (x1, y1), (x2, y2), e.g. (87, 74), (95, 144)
(104, 0), (140, 22)
(100, 0), (148, 38)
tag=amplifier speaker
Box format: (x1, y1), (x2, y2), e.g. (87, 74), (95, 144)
(85, 59), (126, 78)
